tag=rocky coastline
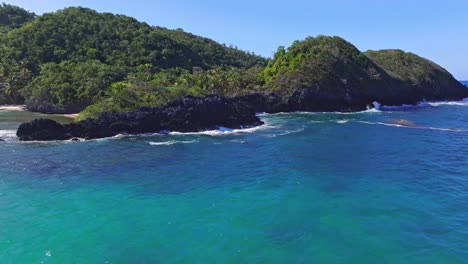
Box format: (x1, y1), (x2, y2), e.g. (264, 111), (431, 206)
(16, 95), (263, 141)
(16, 84), (468, 141)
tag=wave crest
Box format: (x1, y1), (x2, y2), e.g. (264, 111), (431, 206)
(169, 124), (276, 137)
(0, 130), (18, 142)
(376, 98), (468, 111)
(149, 140), (198, 146)
(357, 121), (464, 132)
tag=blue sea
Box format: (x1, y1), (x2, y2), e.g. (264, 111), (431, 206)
(1, 99), (468, 263)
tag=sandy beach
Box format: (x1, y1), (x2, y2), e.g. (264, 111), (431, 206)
(0, 105), (26, 111)
(60, 113), (79, 119)
(0, 105), (79, 119)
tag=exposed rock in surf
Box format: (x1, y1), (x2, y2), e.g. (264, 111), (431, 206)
(17, 95), (263, 141)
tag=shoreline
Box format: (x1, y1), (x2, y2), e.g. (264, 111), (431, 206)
(14, 96), (468, 141)
(57, 113), (79, 119)
(0, 105), (26, 111)
(0, 105), (79, 119)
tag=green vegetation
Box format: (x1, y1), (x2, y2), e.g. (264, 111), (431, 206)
(0, 4), (35, 103)
(0, 5), (265, 110)
(5, 7), (264, 73)
(78, 66), (264, 120)
(0, 45), (32, 104)
(365, 49), (465, 98)
(261, 36), (395, 96)
(22, 61), (127, 112)
(0, 3), (35, 34)
(0, 4), (464, 117)
(365, 49), (453, 84)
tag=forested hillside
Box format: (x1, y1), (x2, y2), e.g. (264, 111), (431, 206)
(365, 49), (467, 100)
(0, 5), (265, 111)
(1, 4), (466, 118)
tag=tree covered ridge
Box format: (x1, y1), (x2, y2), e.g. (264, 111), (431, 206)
(365, 49), (452, 83)
(260, 36), (400, 98)
(0, 4), (465, 117)
(256, 35), (467, 109)
(78, 36), (466, 119)
(364, 49), (466, 98)
(0, 4), (265, 107)
(5, 6), (265, 72)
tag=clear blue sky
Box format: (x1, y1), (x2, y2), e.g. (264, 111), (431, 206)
(6, 0), (468, 79)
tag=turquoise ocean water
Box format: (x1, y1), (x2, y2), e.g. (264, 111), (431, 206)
(0, 99), (468, 263)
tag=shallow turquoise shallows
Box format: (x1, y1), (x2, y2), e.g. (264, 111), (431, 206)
(1, 100), (468, 263)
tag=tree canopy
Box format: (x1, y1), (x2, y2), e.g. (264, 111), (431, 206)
(78, 66), (264, 120)
(365, 49), (465, 98)
(261, 36), (397, 97)
(0, 5), (265, 108)
(0, 4), (464, 117)
(0, 3), (35, 34)
(5, 7), (265, 74)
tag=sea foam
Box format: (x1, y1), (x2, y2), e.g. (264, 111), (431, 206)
(168, 123), (276, 137)
(376, 98), (468, 111)
(357, 121), (464, 132)
(0, 130), (18, 142)
(149, 140), (198, 146)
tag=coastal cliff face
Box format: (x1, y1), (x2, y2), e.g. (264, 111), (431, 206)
(16, 95), (263, 141)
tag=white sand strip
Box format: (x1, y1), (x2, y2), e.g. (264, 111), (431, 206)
(0, 105), (26, 111)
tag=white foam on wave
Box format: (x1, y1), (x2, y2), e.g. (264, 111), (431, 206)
(335, 119), (350, 124)
(257, 111), (316, 117)
(169, 123), (277, 137)
(357, 121), (464, 132)
(308, 120), (326, 124)
(12, 123), (276, 145)
(375, 98), (468, 111)
(426, 99), (468, 107)
(149, 140), (198, 146)
(372, 101), (381, 110)
(0, 130), (18, 142)
(261, 108), (382, 117)
(267, 127), (305, 137)
(229, 98), (468, 118)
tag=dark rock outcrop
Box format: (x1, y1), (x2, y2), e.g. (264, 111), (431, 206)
(17, 95), (263, 141)
(16, 119), (68, 141)
(235, 81), (468, 114)
(235, 91), (377, 113)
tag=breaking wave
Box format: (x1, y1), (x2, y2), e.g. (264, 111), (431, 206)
(149, 140), (198, 146)
(357, 121), (464, 132)
(0, 130), (18, 142)
(169, 123), (277, 137)
(375, 98), (468, 111)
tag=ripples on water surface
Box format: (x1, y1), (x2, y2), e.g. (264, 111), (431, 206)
(0, 101), (467, 263)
